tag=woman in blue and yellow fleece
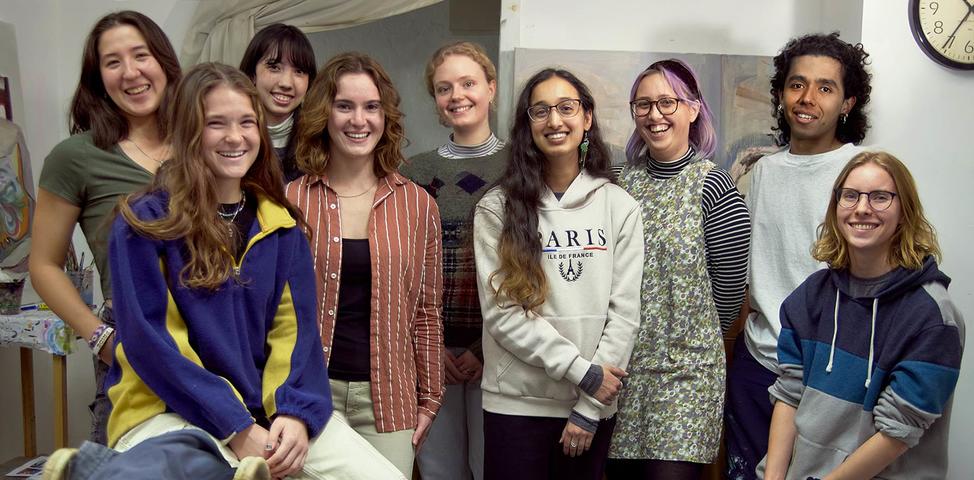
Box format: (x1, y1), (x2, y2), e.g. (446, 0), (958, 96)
(758, 151), (964, 480)
(100, 63), (404, 479)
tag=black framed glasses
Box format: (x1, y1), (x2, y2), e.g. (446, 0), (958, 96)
(527, 99), (582, 123)
(630, 96), (681, 117)
(835, 188), (898, 211)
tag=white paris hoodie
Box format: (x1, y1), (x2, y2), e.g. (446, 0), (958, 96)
(474, 170), (644, 421)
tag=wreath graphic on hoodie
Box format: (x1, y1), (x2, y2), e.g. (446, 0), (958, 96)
(559, 261), (583, 282)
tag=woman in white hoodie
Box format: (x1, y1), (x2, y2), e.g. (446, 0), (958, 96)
(473, 68), (644, 480)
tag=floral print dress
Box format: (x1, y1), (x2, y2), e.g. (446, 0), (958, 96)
(609, 156), (725, 463)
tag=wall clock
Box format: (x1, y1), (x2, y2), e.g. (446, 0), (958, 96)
(909, 0), (974, 70)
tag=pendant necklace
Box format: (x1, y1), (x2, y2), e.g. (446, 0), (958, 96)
(126, 138), (166, 167)
(217, 191), (246, 238)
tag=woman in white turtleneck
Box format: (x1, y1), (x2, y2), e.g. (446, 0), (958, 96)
(239, 23), (317, 182)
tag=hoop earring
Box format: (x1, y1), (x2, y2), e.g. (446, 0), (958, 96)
(579, 131), (590, 168)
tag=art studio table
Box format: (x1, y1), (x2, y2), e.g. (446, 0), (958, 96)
(0, 310), (75, 457)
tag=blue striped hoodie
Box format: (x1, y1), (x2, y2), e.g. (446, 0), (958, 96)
(759, 256), (964, 479)
(105, 192), (332, 446)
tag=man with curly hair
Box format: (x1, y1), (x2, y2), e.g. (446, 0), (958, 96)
(725, 32), (872, 480)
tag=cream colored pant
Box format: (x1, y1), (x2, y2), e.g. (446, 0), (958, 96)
(116, 412), (405, 480)
(329, 379), (415, 477)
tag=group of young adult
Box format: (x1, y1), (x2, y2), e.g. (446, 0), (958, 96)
(27, 9), (962, 480)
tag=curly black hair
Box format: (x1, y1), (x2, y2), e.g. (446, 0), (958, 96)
(769, 32), (871, 146)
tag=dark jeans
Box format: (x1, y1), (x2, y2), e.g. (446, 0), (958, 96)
(483, 411), (616, 480)
(725, 340), (777, 480)
(66, 430), (233, 479)
(89, 304), (115, 445)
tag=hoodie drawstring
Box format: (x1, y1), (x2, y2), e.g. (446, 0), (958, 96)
(825, 292), (840, 373)
(865, 298), (878, 389)
(824, 290), (879, 390)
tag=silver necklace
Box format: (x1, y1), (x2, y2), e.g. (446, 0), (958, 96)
(126, 138), (165, 166)
(218, 192), (246, 237)
(335, 181), (378, 198)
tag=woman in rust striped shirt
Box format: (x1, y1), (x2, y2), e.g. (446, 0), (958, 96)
(285, 52), (444, 477)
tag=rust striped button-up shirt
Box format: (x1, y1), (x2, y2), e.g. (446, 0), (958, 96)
(285, 172), (444, 432)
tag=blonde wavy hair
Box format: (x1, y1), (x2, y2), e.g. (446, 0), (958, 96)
(119, 63), (302, 290)
(813, 151), (940, 270)
(295, 52), (405, 177)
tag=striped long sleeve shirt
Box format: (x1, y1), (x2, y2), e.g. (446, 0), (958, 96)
(285, 172), (445, 432)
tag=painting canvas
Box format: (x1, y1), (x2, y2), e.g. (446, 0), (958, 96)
(512, 48), (780, 173)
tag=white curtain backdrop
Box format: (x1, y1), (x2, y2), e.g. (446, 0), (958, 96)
(180, 0), (443, 67)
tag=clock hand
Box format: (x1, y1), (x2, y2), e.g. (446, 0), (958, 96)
(941, 8), (972, 50)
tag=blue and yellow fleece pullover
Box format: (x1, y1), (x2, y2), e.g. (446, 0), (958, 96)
(104, 191), (331, 447)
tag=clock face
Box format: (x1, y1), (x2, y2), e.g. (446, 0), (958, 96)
(909, 0), (974, 70)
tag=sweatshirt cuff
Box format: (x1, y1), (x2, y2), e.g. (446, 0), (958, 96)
(569, 410), (599, 433)
(577, 364), (603, 397)
(564, 356), (593, 386)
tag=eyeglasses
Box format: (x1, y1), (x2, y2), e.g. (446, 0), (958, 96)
(527, 99), (582, 123)
(630, 97), (681, 117)
(835, 188), (898, 211)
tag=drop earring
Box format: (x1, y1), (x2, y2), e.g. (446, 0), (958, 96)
(840, 113), (848, 125)
(579, 131), (590, 169)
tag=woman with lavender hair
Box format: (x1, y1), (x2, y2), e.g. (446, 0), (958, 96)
(607, 59), (750, 479)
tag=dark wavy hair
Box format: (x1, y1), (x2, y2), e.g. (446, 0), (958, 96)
(70, 10), (181, 150)
(296, 52), (405, 177)
(490, 69), (612, 311)
(770, 32), (871, 146)
(239, 23), (317, 179)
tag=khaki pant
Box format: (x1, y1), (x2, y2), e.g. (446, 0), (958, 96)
(116, 412), (405, 479)
(329, 379), (415, 477)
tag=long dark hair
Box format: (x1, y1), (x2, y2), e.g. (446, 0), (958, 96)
(239, 23), (317, 180)
(70, 10), (181, 150)
(119, 63), (304, 290)
(490, 68), (611, 311)
(770, 32), (871, 146)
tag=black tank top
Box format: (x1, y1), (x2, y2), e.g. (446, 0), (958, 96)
(327, 238), (373, 381)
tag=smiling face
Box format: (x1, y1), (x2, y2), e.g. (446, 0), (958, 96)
(254, 54), (309, 125)
(432, 54), (495, 138)
(202, 85), (260, 198)
(837, 162), (901, 267)
(633, 71), (699, 162)
(327, 73), (385, 162)
(528, 76), (592, 164)
(781, 55), (856, 155)
(98, 24), (168, 122)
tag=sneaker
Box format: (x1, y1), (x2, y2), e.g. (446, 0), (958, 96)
(43, 448), (79, 480)
(233, 456), (270, 480)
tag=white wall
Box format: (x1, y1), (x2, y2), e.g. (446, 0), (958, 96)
(861, 1), (974, 478)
